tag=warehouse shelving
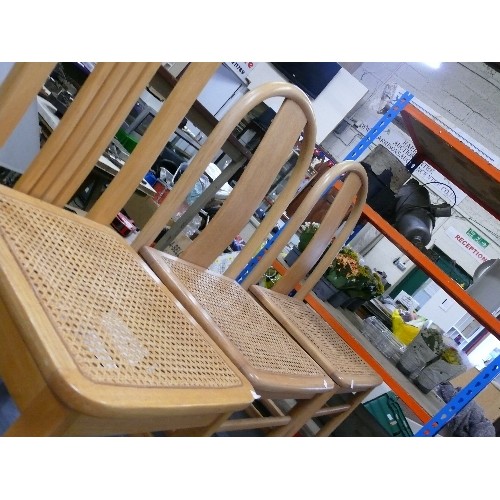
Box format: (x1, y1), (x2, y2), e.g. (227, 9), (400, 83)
(289, 99), (500, 431)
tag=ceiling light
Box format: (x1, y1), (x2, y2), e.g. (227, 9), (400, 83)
(422, 62), (442, 69)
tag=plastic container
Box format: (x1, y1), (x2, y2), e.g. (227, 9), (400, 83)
(144, 170), (157, 186)
(312, 277), (338, 302)
(362, 316), (407, 364)
(284, 246), (301, 266)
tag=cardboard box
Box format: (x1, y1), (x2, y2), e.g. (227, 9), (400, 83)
(157, 232), (192, 257)
(123, 193), (159, 230)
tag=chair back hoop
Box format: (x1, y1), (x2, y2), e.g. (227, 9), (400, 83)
(239, 161), (368, 297)
(133, 82), (317, 269)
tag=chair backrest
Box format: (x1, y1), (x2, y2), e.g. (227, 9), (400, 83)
(131, 82), (318, 269)
(3, 62), (221, 218)
(238, 160), (369, 299)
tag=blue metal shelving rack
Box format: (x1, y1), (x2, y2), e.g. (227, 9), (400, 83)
(416, 354), (500, 436)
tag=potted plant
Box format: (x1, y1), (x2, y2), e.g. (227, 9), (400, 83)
(261, 266), (281, 289)
(415, 346), (467, 393)
(311, 272), (340, 302)
(284, 221), (320, 266)
(396, 324), (444, 377)
(324, 247), (362, 307)
(298, 221), (321, 251)
(343, 268), (385, 311)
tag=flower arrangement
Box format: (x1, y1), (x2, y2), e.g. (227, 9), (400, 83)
(324, 247), (384, 300)
(346, 267), (385, 300)
(420, 325), (445, 354)
(297, 221), (320, 251)
(262, 266), (281, 289)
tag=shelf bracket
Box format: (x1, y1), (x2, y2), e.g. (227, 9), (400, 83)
(344, 90), (414, 161)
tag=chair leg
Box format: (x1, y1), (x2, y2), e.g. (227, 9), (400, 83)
(315, 390), (369, 437)
(267, 391), (334, 437)
(4, 386), (77, 437)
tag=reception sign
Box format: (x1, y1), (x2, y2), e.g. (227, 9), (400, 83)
(445, 226), (491, 263)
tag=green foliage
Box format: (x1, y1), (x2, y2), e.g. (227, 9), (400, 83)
(441, 347), (463, 365)
(421, 326), (445, 354)
(262, 267), (281, 289)
(324, 247), (384, 300)
(298, 222), (320, 252)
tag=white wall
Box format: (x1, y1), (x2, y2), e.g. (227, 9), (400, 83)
(418, 288), (467, 332)
(163, 62), (368, 144)
(362, 236), (407, 287)
(323, 62), (500, 164)
(328, 62), (500, 282)
(196, 65), (247, 119)
(0, 62), (41, 173)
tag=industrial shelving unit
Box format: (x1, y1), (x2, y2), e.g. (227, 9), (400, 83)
(307, 100), (500, 433)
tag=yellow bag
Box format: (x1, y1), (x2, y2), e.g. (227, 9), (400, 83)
(391, 309), (423, 345)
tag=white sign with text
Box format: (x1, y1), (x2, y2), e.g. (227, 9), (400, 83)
(224, 62), (255, 82)
(445, 226), (491, 263)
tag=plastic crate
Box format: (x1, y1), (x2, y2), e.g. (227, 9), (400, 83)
(362, 316), (406, 364)
(363, 391), (414, 437)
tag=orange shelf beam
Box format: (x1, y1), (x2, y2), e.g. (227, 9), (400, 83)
(360, 204), (500, 338)
(401, 103), (500, 219)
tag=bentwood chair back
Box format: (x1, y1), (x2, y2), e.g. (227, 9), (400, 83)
(130, 81), (317, 254)
(14, 62), (221, 216)
(0, 62), (256, 436)
(139, 83), (381, 435)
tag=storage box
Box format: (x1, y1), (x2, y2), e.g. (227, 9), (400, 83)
(362, 316), (406, 364)
(123, 193), (159, 230)
(160, 232), (192, 257)
(284, 246), (301, 266)
(363, 391), (413, 437)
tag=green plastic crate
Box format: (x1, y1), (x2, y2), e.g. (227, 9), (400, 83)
(115, 128), (138, 153)
(363, 391), (414, 437)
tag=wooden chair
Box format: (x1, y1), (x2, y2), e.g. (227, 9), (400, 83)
(246, 161), (384, 436)
(0, 62), (256, 436)
(139, 87), (382, 435)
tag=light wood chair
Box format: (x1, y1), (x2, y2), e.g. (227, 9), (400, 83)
(0, 62), (256, 436)
(139, 82), (381, 435)
(246, 161), (384, 436)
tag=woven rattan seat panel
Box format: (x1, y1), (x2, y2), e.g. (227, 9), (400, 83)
(0, 192), (243, 389)
(157, 257), (328, 378)
(250, 285), (382, 389)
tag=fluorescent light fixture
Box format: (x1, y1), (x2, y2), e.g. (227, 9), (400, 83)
(422, 62), (442, 69)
